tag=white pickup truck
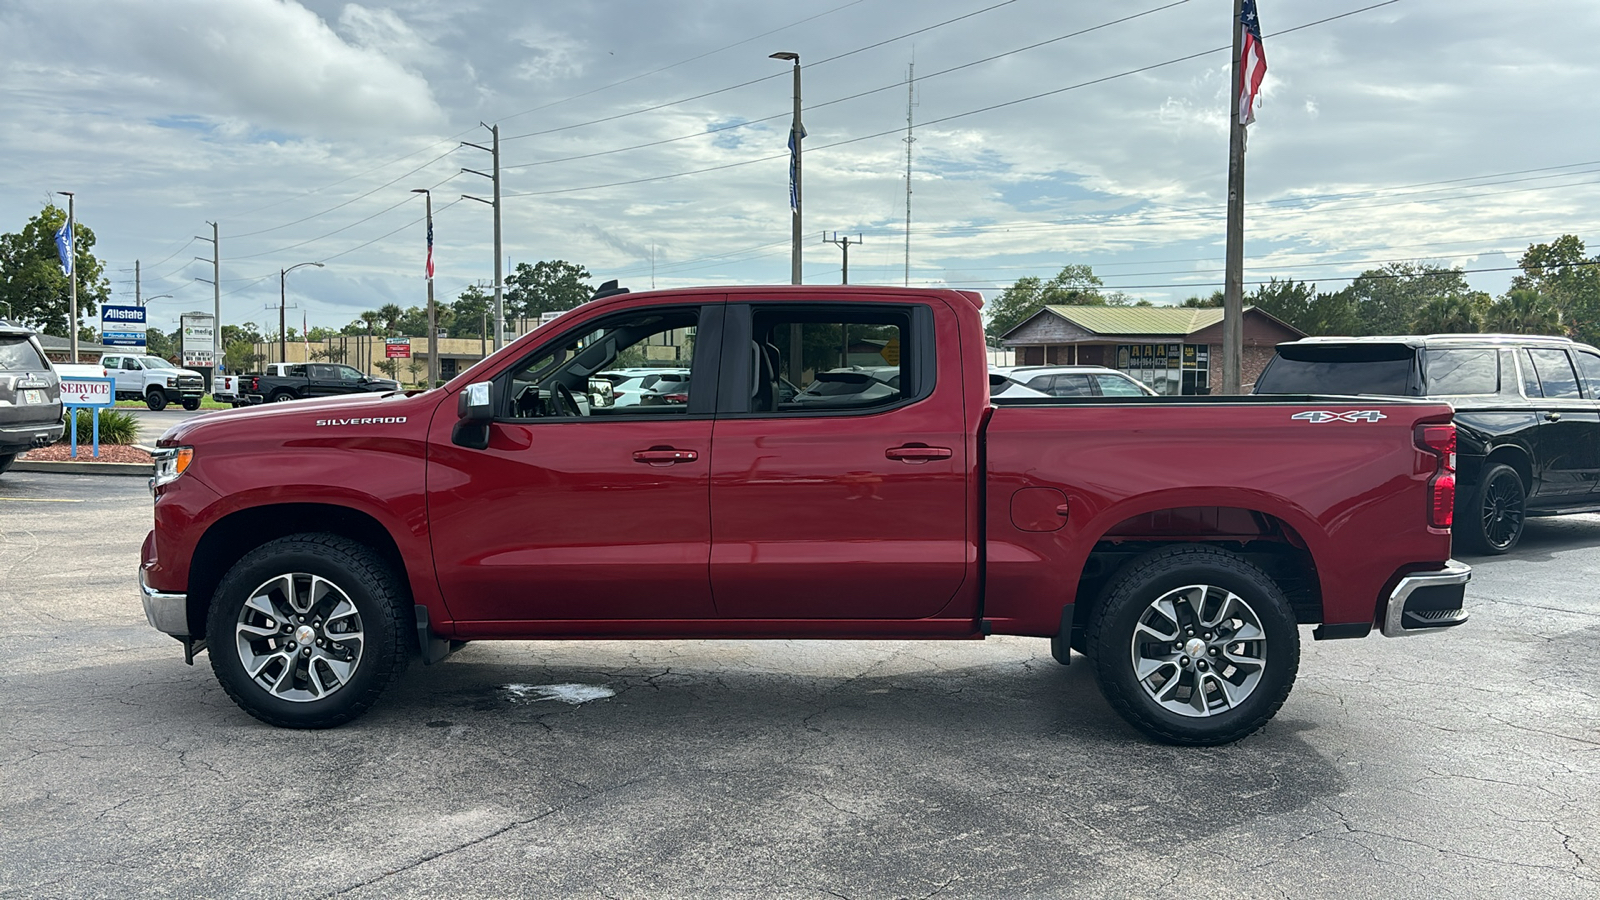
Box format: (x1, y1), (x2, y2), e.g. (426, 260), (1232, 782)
(99, 353), (207, 410)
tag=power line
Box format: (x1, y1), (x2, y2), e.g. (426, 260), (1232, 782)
(228, 149), (461, 238)
(501, 0), (1024, 143)
(501, 0), (1193, 173)
(503, 1), (1400, 200)
(229, 173), (460, 261)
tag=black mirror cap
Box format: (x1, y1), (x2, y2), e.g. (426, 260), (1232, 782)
(457, 380), (495, 421)
(591, 279), (629, 301)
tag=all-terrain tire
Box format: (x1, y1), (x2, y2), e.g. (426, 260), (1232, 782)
(182, 398), (201, 411)
(145, 388), (168, 411)
(1087, 545), (1300, 746)
(206, 534), (409, 728)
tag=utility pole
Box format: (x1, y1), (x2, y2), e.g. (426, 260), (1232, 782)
(822, 232), (862, 284)
(1222, 0), (1247, 394)
(58, 192), (77, 361)
(195, 223), (219, 382)
(279, 262), (322, 365)
(771, 52), (803, 285)
(411, 189), (437, 385)
(461, 123), (504, 351)
(135, 260), (141, 307)
(904, 59), (917, 287)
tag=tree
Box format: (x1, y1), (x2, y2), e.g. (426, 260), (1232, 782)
(221, 323), (263, 345)
(504, 260), (593, 322)
(396, 305), (429, 337)
(223, 340), (264, 374)
(377, 303), (404, 336)
(373, 357), (401, 380)
(145, 328), (177, 359)
(450, 285), (491, 338)
(1511, 235), (1600, 342)
(1410, 293), (1489, 334)
(1487, 288), (1565, 335)
(1341, 262), (1474, 335)
(311, 345), (348, 363)
(0, 203), (111, 337)
(985, 265), (1104, 340)
(1181, 290), (1225, 308)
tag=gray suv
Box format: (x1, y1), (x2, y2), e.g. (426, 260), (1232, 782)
(0, 321), (64, 476)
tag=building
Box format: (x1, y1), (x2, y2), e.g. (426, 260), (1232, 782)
(999, 305), (1305, 395)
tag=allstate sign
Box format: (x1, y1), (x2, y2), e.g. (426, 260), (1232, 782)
(102, 305), (147, 347)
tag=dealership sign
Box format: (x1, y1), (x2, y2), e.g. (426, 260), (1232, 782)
(385, 337), (411, 359)
(60, 376), (114, 407)
(101, 305), (147, 348)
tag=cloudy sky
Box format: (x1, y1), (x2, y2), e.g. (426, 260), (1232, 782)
(4, 0), (1599, 335)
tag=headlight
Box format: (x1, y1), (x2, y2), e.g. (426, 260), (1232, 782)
(166, 376), (178, 387)
(151, 446), (194, 492)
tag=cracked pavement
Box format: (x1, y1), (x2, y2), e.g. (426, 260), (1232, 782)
(1, 471), (1598, 898)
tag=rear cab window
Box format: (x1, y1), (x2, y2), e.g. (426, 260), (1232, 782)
(1253, 343), (1417, 395)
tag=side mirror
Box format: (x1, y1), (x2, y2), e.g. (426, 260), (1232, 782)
(452, 380), (494, 449)
(457, 380), (494, 421)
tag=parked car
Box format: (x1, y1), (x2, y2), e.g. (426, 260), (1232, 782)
(0, 321), (63, 476)
(142, 285), (1468, 745)
(100, 353), (206, 410)
(594, 368), (691, 407)
(996, 365), (1158, 398)
(243, 364), (400, 404)
(1253, 333), (1600, 554)
(989, 370), (1052, 399)
(211, 374), (249, 407)
(791, 366), (901, 407)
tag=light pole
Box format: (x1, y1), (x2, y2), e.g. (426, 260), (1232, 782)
(771, 52), (803, 286)
(411, 189), (437, 386)
(279, 262), (323, 364)
(141, 294), (171, 308)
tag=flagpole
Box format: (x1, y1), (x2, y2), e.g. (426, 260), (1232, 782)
(1222, 0), (1247, 394)
(63, 192), (78, 362)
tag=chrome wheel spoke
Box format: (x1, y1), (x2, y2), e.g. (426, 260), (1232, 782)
(234, 571), (365, 704)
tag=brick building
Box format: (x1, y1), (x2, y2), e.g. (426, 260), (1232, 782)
(999, 305), (1304, 395)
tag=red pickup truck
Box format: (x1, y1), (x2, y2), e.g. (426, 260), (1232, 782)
(141, 286), (1469, 744)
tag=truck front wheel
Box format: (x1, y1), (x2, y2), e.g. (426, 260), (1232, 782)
(1087, 545), (1299, 746)
(145, 388), (168, 411)
(206, 534), (408, 728)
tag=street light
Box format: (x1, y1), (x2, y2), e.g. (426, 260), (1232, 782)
(142, 294), (172, 306)
(770, 51), (802, 286)
(412, 188), (437, 386)
(279, 262), (323, 364)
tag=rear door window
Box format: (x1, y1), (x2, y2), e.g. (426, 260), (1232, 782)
(1575, 350), (1600, 399)
(1422, 348), (1499, 395)
(1044, 375), (1094, 397)
(1527, 348), (1581, 399)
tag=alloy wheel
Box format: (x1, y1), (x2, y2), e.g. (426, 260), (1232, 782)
(1128, 583), (1267, 717)
(234, 573), (365, 702)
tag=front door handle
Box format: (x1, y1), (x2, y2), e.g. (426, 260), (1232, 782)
(1545, 411), (1562, 422)
(885, 444), (953, 462)
(633, 447), (699, 466)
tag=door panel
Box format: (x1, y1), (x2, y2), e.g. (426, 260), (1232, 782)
(708, 302), (969, 619)
(1523, 348), (1600, 500)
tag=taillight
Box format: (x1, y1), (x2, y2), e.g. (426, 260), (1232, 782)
(665, 392), (688, 404)
(1417, 423), (1457, 529)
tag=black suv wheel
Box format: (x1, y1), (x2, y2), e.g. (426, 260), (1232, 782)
(1462, 463), (1525, 554)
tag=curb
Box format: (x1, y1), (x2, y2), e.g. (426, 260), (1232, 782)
(11, 459), (154, 477)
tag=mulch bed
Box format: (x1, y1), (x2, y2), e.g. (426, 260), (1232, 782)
(20, 444), (152, 464)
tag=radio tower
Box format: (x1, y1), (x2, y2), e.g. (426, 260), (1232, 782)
(903, 58), (917, 287)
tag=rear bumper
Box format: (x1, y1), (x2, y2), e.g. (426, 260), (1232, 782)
(140, 566), (191, 637)
(0, 419), (64, 454)
(1382, 559), (1471, 637)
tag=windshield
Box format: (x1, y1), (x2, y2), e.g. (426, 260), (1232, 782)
(1254, 344), (1417, 396)
(135, 356), (180, 370)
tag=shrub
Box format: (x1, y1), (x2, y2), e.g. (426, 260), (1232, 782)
(60, 408), (141, 445)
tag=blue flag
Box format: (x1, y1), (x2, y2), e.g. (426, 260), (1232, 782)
(787, 124), (806, 214)
(54, 222), (73, 275)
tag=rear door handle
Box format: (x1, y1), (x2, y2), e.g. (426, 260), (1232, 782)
(885, 445), (953, 461)
(632, 447), (699, 466)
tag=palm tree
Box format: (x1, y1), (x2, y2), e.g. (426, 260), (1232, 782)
(359, 310), (381, 335)
(1411, 295), (1487, 334)
(1487, 288), (1564, 336)
(377, 304), (404, 336)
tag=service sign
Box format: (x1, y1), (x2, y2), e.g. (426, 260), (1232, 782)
(60, 376), (114, 408)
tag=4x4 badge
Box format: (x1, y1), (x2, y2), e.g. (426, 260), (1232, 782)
(1292, 410), (1387, 423)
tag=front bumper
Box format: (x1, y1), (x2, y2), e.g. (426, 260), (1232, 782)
(0, 419), (64, 454)
(1382, 559), (1471, 637)
(140, 566), (191, 637)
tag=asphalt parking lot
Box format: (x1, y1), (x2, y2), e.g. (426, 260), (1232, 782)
(2, 470), (1598, 899)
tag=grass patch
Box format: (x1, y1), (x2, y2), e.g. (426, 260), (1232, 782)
(114, 397), (233, 410)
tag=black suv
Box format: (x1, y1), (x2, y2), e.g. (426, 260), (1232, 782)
(1254, 334), (1600, 554)
(0, 321), (64, 477)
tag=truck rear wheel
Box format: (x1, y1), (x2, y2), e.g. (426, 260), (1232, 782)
(182, 398), (201, 411)
(206, 534), (408, 728)
(1087, 545), (1299, 746)
(270, 391), (295, 403)
(145, 388), (168, 411)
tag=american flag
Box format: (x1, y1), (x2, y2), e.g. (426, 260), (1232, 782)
(1239, 0), (1267, 126)
(425, 218), (435, 279)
